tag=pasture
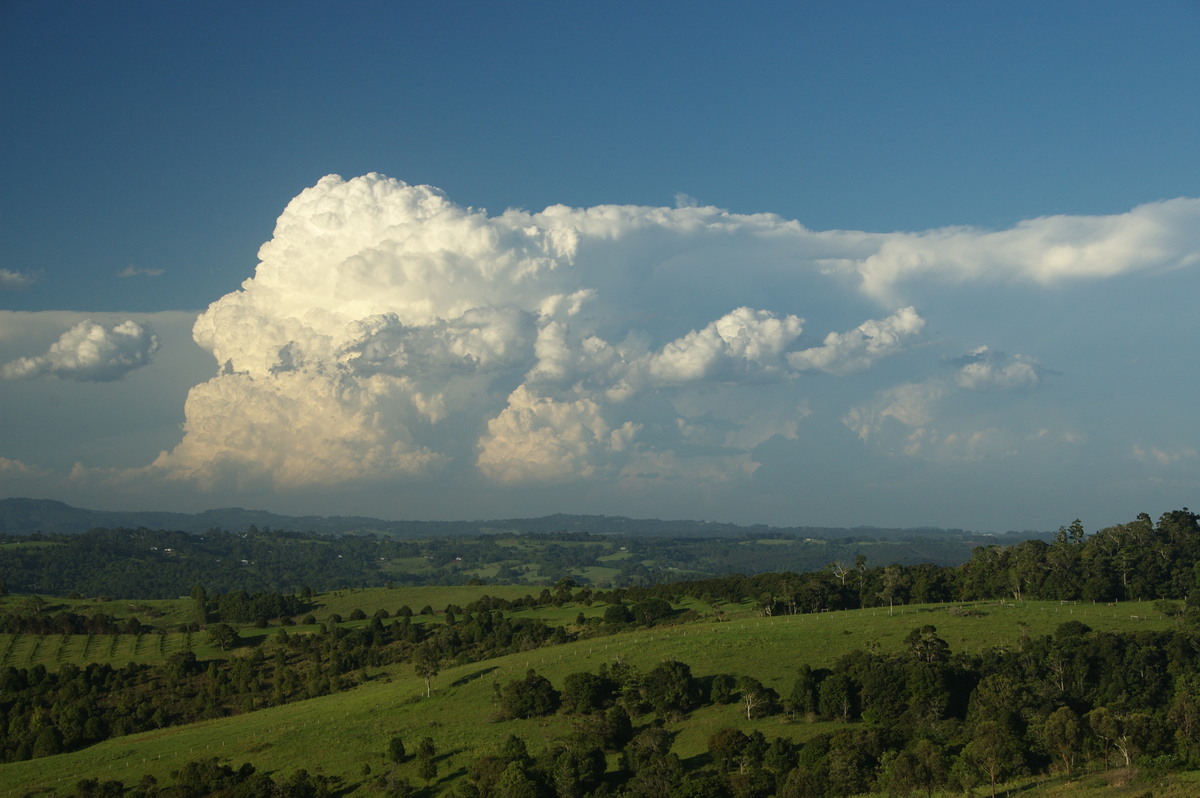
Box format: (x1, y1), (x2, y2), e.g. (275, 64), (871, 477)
(0, 597), (1178, 795)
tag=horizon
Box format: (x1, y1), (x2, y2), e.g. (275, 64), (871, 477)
(2, 2), (1198, 534)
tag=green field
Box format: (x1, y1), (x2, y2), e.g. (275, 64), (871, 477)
(0, 597), (1179, 796)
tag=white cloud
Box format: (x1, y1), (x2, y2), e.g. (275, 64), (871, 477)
(953, 346), (1045, 390)
(116, 265), (165, 278)
(648, 307), (804, 383)
(152, 370), (447, 489)
(476, 385), (639, 483)
(1, 319), (159, 382)
(140, 174), (1200, 495)
(827, 197), (1200, 302)
(0, 456), (46, 477)
(843, 380), (947, 443)
(0, 268), (37, 290)
(1132, 444), (1197, 467)
(787, 306), (925, 375)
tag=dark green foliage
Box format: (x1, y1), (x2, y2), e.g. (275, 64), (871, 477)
(388, 735), (406, 763)
(707, 728), (749, 773)
(498, 670), (560, 719)
(631, 597), (673, 625)
(603, 603), (633, 624)
(67, 758), (337, 797)
(561, 670), (617, 714)
(206, 622), (240, 650)
(710, 673), (737, 705)
(539, 741), (605, 798)
(415, 737), (437, 782)
(736, 676), (780, 720)
(643, 659), (701, 716)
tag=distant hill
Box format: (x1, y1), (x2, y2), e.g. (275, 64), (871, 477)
(0, 496), (1043, 540)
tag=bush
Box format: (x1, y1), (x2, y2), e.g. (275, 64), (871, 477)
(498, 670), (560, 719)
(388, 735), (406, 763)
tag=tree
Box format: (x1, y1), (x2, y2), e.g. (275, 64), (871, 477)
(492, 761), (540, 798)
(31, 726), (63, 758)
(388, 735), (406, 763)
(1043, 706), (1082, 774)
(961, 721), (1022, 798)
(818, 672), (856, 722)
(631, 597), (673, 625)
(413, 644), (440, 698)
(1087, 708), (1150, 767)
(711, 673), (738, 705)
(904, 625), (950, 664)
(541, 742), (605, 798)
(643, 659), (701, 716)
(738, 676), (779, 720)
(788, 665), (821, 717)
(207, 622), (240, 651)
(191, 584), (208, 625)
(498, 670), (560, 719)
(1169, 678), (1200, 765)
(708, 728), (750, 773)
(603, 603), (633, 624)
(910, 738), (949, 798)
(561, 671), (615, 714)
(415, 737), (437, 782)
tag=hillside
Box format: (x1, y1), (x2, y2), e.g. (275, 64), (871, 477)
(0, 497), (1036, 540)
(0, 591), (1190, 796)
(0, 507), (1197, 797)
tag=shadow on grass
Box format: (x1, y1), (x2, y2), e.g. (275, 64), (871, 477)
(451, 665), (498, 687)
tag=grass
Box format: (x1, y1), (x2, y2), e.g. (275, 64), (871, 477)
(0, 598), (1180, 796)
(311, 585), (536, 621)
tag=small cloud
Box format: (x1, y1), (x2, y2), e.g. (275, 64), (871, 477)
(674, 193), (699, 209)
(1, 319), (159, 382)
(116, 265), (166, 278)
(953, 346), (1046, 390)
(0, 268), (38, 290)
(788, 306), (925, 375)
(1030, 429), (1085, 445)
(843, 379), (947, 443)
(0, 456), (46, 477)
(1132, 444), (1197, 466)
(648, 307), (804, 383)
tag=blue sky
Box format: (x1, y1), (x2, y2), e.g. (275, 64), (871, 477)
(1, 1), (1198, 532)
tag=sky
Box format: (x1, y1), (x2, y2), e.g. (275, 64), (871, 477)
(1, 1), (1198, 533)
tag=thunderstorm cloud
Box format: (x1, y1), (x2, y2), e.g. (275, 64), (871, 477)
(146, 174), (1200, 494)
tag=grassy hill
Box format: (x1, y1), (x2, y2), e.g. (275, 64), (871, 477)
(0, 594), (1182, 796)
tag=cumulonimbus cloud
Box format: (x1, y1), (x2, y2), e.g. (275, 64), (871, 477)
(2, 319), (159, 382)
(148, 174), (1199, 490)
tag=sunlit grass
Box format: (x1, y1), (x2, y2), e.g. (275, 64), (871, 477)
(0, 598), (1179, 795)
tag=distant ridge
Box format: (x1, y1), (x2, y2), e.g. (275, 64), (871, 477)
(0, 496), (1026, 540)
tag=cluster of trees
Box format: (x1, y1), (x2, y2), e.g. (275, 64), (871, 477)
(959, 509), (1200, 603)
(595, 510), (1200, 615)
(0, 608), (143, 636)
(193, 587), (312, 626)
(439, 618), (1200, 797)
(0, 527), (425, 598)
(0, 596), (590, 762)
(70, 758), (336, 798)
